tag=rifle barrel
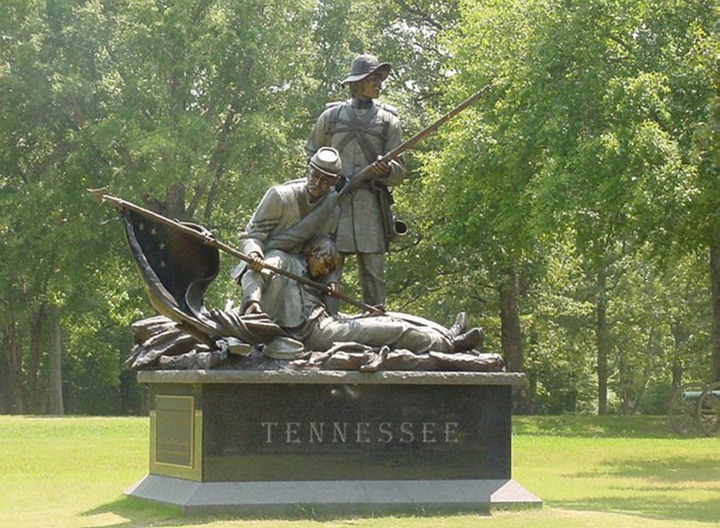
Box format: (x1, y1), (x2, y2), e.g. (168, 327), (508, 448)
(337, 84), (492, 201)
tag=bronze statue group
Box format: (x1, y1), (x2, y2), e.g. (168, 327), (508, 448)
(125, 55), (501, 372)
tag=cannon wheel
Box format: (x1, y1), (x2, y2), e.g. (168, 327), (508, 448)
(668, 382), (707, 436)
(698, 381), (720, 437)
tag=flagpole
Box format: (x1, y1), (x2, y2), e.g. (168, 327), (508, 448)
(88, 188), (383, 315)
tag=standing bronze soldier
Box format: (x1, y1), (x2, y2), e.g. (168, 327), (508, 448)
(306, 54), (406, 311)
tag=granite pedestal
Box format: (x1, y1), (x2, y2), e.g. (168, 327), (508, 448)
(126, 369), (541, 514)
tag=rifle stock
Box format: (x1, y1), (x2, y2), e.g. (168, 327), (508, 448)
(337, 84), (492, 201)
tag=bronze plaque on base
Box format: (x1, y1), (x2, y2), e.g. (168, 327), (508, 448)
(149, 394), (202, 480)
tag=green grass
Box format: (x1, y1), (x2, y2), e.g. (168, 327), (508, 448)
(1, 414), (717, 528)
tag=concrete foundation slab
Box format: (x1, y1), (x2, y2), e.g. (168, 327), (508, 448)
(127, 475), (541, 514)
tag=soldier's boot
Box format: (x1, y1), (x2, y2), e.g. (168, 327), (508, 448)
(453, 328), (484, 352)
(448, 312), (468, 338)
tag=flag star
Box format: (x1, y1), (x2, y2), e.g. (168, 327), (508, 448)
(150, 227), (158, 236)
(160, 260), (166, 268)
(159, 242), (166, 250)
(138, 222), (145, 231)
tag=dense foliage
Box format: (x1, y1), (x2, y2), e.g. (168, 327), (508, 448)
(0, 0), (716, 415)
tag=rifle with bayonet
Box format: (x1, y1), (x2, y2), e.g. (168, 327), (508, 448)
(88, 188), (383, 315)
(337, 83), (493, 202)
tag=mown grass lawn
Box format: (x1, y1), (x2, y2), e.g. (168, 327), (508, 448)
(1, 414), (717, 528)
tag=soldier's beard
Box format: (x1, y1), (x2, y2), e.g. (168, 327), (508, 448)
(306, 183), (325, 202)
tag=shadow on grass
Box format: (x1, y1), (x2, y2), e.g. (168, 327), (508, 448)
(555, 455), (720, 524)
(82, 497), (187, 528)
(572, 455), (720, 483)
(513, 415), (678, 438)
(81, 496), (491, 527)
(554, 495), (720, 525)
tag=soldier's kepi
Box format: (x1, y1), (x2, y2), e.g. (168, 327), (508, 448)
(231, 146), (343, 283)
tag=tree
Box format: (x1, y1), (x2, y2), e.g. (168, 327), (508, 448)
(691, 10), (720, 381)
(0, 0), (460, 414)
(518, 0), (718, 399)
(2, 0), (715, 415)
(416, 0), (717, 413)
(0, 0), (323, 414)
(413, 0), (546, 392)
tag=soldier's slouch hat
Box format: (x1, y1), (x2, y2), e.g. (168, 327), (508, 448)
(340, 54), (391, 86)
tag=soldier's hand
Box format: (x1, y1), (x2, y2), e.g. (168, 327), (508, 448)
(327, 282), (342, 297)
(248, 253), (265, 272)
(335, 176), (347, 192)
(362, 304), (386, 316)
(244, 301), (263, 316)
(370, 159), (391, 177)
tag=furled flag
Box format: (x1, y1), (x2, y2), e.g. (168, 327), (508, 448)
(119, 207), (285, 349)
(120, 209), (221, 343)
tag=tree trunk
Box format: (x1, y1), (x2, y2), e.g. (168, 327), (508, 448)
(670, 320), (688, 388)
(166, 182), (187, 219)
(0, 339), (6, 414)
(710, 235), (720, 382)
(48, 305), (64, 415)
(0, 319), (24, 414)
(499, 267), (524, 373)
(671, 361), (683, 389)
(498, 267), (528, 412)
(596, 268), (609, 415)
(26, 304), (46, 414)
